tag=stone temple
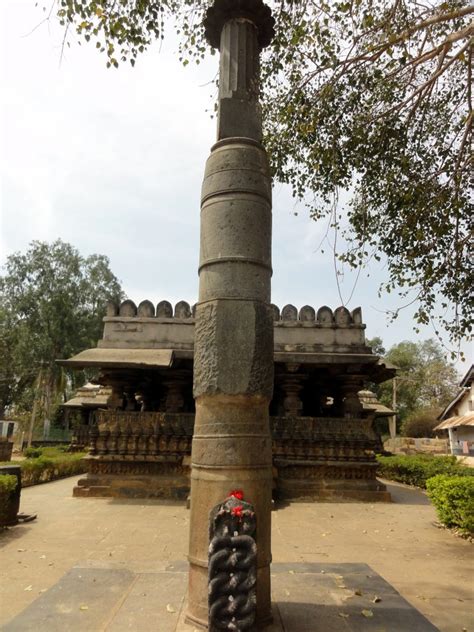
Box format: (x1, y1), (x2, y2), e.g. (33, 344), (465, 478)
(60, 299), (395, 502)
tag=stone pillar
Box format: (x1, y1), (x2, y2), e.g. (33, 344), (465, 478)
(164, 378), (186, 413)
(280, 364), (305, 417)
(338, 376), (364, 418)
(187, 1), (275, 628)
(106, 381), (124, 411)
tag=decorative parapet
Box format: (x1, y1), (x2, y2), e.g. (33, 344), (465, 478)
(274, 304), (363, 327)
(106, 300), (195, 320)
(99, 301), (369, 353)
(105, 300), (364, 328)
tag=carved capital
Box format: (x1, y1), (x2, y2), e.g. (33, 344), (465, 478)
(204, 0), (274, 50)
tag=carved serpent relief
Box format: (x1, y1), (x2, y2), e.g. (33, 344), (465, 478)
(209, 492), (257, 631)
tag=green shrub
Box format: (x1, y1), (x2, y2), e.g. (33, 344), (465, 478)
(0, 474), (18, 526)
(14, 452), (87, 486)
(376, 454), (474, 488)
(401, 408), (441, 438)
(0, 474), (17, 494)
(24, 447), (43, 458)
(24, 445), (71, 459)
(426, 475), (474, 534)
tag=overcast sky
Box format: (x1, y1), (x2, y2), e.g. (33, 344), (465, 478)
(1, 0), (471, 368)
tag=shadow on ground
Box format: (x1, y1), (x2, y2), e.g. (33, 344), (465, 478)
(383, 481), (432, 505)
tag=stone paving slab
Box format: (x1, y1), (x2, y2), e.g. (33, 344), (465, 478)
(3, 562), (439, 631)
(2, 567), (135, 632)
(269, 563), (439, 631)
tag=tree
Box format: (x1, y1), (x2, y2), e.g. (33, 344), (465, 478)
(401, 407), (442, 438)
(367, 336), (386, 357)
(374, 338), (459, 422)
(48, 0), (473, 347)
(0, 240), (123, 424)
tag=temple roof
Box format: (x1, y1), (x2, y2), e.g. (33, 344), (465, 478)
(59, 348), (174, 370)
(358, 390), (395, 417)
(63, 383), (110, 408)
(58, 300), (396, 384)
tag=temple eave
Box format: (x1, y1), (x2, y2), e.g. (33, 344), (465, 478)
(57, 348), (175, 369)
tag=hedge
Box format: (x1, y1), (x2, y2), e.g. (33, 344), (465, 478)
(0, 474), (18, 526)
(23, 445), (69, 459)
(376, 454), (474, 488)
(20, 453), (87, 486)
(0, 448), (87, 487)
(426, 475), (474, 534)
(0, 474), (17, 495)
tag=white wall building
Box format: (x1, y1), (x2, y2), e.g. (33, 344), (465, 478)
(434, 365), (474, 456)
(0, 420), (19, 439)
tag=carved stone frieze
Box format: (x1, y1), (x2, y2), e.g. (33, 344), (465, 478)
(86, 458), (189, 477)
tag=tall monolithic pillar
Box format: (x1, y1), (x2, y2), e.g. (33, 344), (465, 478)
(187, 0), (275, 628)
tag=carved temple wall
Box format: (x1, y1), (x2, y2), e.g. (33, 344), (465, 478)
(73, 410), (389, 501)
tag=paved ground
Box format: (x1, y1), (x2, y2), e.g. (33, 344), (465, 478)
(0, 476), (472, 631)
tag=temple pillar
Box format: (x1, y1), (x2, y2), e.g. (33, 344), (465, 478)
(164, 375), (187, 413)
(338, 375), (364, 418)
(187, 1), (275, 627)
(106, 381), (124, 411)
(279, 365), (306, 417)
(124, 390), (137, 411)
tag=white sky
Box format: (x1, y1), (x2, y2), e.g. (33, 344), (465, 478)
(0, 0), (471, 368)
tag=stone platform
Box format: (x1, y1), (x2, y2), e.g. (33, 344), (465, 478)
(3, 562), (438, 631)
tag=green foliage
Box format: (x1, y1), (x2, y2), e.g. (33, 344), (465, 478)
(8, 450), (87, 487)
(23, 447), (43, 459)
(426, 475), (474, 534)
(366, 337), (386, 357)
(376, 454), (474, 488)
(0, 474), (17, 495)
(0, 474), (18, 527)
(373, 338), (459, 423)
(401, 408), (441, 438)
(262, 1), (473, 347)
(0, 239), (123, 420)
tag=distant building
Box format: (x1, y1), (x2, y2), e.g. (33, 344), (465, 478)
(0, 420), (18, 439)
(59, 299), (396, 501)
(434, 365), (474, 456)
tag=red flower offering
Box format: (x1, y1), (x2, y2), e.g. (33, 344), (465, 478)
(229, 489), (244, 500)
(231, 505), (244, 519)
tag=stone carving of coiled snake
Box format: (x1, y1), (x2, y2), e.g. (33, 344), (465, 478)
(208, 494), (257, 631)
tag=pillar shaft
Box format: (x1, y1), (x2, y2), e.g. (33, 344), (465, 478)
(187, 2), (275, 627)
(218, 19), (261, 141)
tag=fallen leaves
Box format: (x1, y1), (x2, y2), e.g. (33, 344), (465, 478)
(361, 609), (374, 618)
